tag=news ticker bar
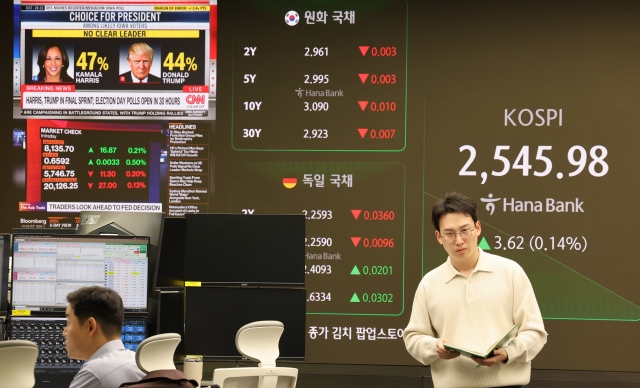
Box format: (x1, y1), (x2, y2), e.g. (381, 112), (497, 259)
(19, 202), (163, 213)
(22, 92), (208, 110)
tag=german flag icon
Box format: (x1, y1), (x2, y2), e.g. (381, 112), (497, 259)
(282, 177), (297, 189)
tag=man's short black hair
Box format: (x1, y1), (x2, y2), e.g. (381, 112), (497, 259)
(431, 192), (478, 231)
(66, 286), (124, 338)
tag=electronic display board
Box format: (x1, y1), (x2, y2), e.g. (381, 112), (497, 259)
(2, 0), (639, 373)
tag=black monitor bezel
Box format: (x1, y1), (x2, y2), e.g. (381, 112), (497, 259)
(183, 286), (306, 362)
(155, 216), (187, 289)
(11, 228), (77, 235)
(0, 234), (10, 312)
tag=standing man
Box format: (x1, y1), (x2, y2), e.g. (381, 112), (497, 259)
(119, 43), (161, 83)
(64, 286), (145, 388)
(404, 193), (546, 388)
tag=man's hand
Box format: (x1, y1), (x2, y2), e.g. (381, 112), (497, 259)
(472, 348), (508, 367)
(436, 338), (460, 360)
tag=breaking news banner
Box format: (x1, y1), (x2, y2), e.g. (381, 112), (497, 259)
(20, 91), (209, 117)
(16, 2), (216, 119)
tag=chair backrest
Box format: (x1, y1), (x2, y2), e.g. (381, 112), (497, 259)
(135, 333), (181, 373)
(212, 367), (297, 388)
(235, 321), (283, 368)
(201, 322), (296, 388)
(0, 340), (39, 388)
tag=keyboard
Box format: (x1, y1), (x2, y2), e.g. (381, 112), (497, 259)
(9, 316), (147, 370)
(10, 317), (78, 368)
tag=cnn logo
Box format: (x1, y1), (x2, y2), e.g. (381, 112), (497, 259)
(186, 95), (205, 104)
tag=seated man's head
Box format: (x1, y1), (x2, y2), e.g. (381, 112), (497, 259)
(63, 286), (124, 361)
(127, 43), (154, 81)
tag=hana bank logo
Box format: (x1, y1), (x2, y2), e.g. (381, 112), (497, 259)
(480, 194), (500, 215)
(480, 193), (584, 214)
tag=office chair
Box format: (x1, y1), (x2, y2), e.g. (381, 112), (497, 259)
(201, 321), (298, 388)
(0, 340), (39, 388)
(135, 333), (181, 373)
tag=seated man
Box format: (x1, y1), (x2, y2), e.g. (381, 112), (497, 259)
(64, 286), (145, 388)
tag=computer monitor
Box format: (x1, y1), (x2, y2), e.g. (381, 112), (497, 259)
(184, 287), (305, 361)
(0, 234), (10, 312)
(184, 214), (305, 286)
(77, 211), (164, 292)
(155, 217), (187, 288)
(11, 234), (149, 315)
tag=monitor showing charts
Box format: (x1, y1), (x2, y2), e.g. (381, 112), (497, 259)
(78, 211), (165, 291)
(11, 234), (149, 314)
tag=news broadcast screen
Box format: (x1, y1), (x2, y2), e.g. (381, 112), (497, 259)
(15, 0), (216, 120)
(12, 0), (216, 227)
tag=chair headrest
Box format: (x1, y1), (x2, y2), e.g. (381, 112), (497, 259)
(235, 321), (283, 367)
(135, 333), (181, 373)
(0, 340), (39, 350)
(0, 340), (39, 388)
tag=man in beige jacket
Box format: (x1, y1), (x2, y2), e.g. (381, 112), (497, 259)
(404, 192), (547, 388)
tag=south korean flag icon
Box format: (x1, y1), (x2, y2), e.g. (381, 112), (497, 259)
(285, 11), (300, 26)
